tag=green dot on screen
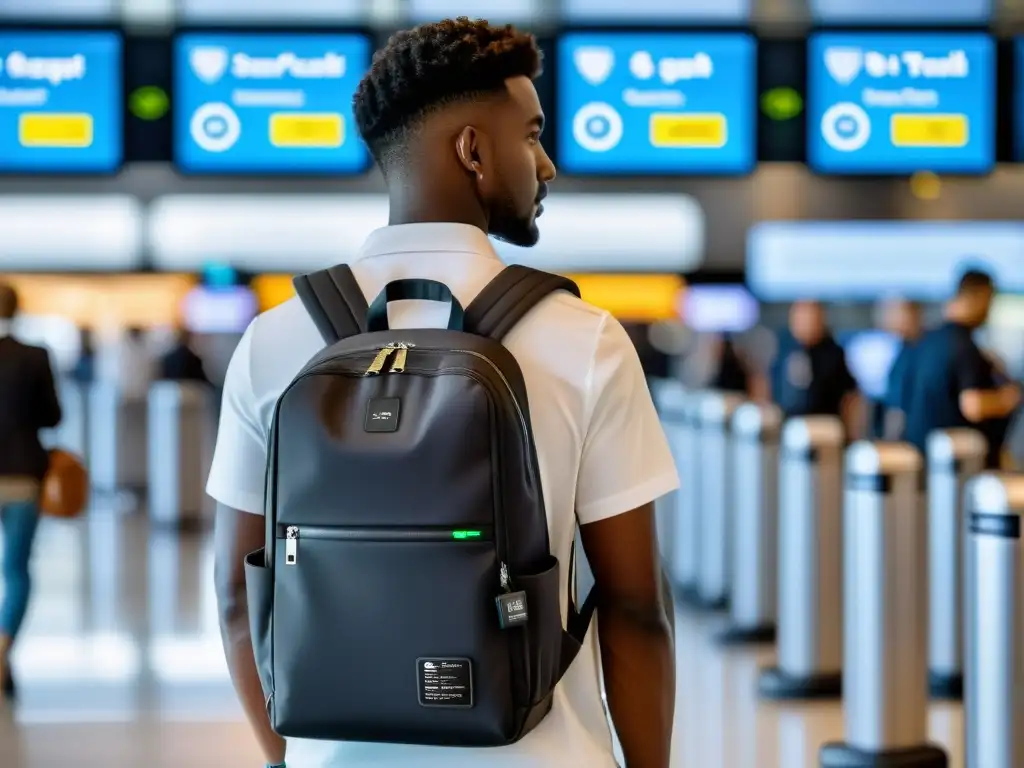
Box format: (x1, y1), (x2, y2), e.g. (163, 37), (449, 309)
(130, 86), (170, 121)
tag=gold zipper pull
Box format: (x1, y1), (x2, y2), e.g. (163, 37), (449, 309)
(365, 344), (395, 376)
(389, 343), (409, 373)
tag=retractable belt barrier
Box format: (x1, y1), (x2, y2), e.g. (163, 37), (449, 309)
(820, 442), (947, 768)
(651, 379), (688, 571)
(759, 416), (844, 700)
(964, 473), (1024, 768)
(926, 429), (986, 700)
(671, 392), (705, 605)
(89, 383), (148, 493)
(694, 391), (743, 611)
(717, 402), (781, 646)
(147, 381), (214, 530)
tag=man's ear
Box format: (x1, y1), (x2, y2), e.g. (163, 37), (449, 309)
(455, 126), (483, 179)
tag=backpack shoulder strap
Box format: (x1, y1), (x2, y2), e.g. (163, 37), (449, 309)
(292, 264), (369, 345)
(465, 265), (581, 342)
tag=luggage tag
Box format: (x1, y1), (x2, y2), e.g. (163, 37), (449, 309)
(496, 591), (529, 629)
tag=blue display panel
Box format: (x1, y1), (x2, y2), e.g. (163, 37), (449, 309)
(811, 0), (990, 25)
(174, 33), (370, 175)
(564, 0), (750, 22)
(557, 33), (756, 175)
(808, 32), (995, 175)
(0, 31), (122, 174)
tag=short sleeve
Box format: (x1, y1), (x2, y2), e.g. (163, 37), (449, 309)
(206, 320), (268, 515)
(575, 315), (680, 525)
(954, 338), (994, 394)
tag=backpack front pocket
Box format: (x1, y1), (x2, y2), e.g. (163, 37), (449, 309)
(270, 524), (521, 746)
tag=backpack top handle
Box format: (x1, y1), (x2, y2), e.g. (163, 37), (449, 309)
(366, 279), (465, 332)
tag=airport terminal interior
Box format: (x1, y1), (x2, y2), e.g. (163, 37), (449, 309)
(4, 0), (1024, 766)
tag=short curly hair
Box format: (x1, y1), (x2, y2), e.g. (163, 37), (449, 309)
(353, 17), (542, 166)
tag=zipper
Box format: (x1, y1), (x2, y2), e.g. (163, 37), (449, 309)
(364, 344), (397, 376)
(280, 524), (494, 565)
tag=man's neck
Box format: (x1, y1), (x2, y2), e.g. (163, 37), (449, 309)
(386, 176), (488, 231)
(944, 302), (971, 326)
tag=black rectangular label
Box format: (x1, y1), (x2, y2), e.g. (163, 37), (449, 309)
(970, 513), (1021, 539)
(365, 397), (400, 433)
(417, 658), (473, 708)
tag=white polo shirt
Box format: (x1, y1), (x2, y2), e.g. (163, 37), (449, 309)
(206, 222), (679, 768)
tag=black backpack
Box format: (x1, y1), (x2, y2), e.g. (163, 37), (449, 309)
(244, 264), (597, 747)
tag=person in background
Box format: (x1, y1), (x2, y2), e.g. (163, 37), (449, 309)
(709, 334), (750, 395)
(159, 328), (210, 384)
(770, 300), (862, 438)
(904, 269), (1020, 468)
(0, 283), (62, 698)
(881, 299), (924, 439)
(70, 327), (97, 386)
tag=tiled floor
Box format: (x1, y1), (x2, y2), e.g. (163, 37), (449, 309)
(1, 509), (965, 768)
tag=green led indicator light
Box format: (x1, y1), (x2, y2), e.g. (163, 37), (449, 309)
(129, 86), (170, 121)
(760, 87), (803, 121)
(452, 530), (483, 540)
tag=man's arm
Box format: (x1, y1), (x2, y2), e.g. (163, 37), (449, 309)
(214, 504), (286, 765)
(956, 341), (1020, 423)
(580, 505), (674, 768)
(575, 314), (680, 768)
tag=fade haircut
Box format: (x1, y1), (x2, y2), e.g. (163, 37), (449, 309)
(352, 18), (542, 171)
(956, 268), (995, 295)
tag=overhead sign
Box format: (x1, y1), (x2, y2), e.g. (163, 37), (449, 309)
(557, 32), (756, 175)
(810, 0), (990, 24)
(808, 32), (995, 175)
(174, 33), (370, 175)
(564, 0), (750, 22)
(409, 0), (537, 21)
(747, 220), (1024, 300)
(177, 0), (362, 21)
(0, 31), (123, 174)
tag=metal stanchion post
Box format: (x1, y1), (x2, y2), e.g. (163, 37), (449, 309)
(820, 442), (946, 767)
(759, 416), (844, 699)
(672, 392), (703, 605)
(926, 429), (986, 700)
(964, 473), (1024, 768)
(694, 391), (743, 612)
(148, 381), (214, 531)
(717, 402), (781, 645)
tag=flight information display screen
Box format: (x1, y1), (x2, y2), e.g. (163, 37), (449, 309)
(174, 33), (370, 175)
(810, 0), (990, 24)
(563, 0), (750, 22)
(557, 32), (756, 175)
(0, 31), (122, 174)
(808, 32), (995, 175)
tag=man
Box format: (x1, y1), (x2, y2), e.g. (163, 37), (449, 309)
(904, 269), (1021, 467)
(770, 300), (862, 438)
(0, 283), (62, 697)
(881, 298), (924, 439)
(158, 328), (209, 384)
(207, 18), (678, 768)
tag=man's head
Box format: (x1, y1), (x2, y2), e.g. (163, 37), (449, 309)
(882, 298), (923, 340)
(0, 283), (18, 321)
(353, 18), (555, 247)
(952, 268), (995, 328)
(789, 300), (826, 346)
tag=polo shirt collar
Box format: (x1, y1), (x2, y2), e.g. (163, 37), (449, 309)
(354, 223), (503, 264)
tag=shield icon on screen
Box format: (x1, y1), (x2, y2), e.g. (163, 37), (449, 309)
(573, 47), (614, 86)
(190, 47), (229, 84)
(824, 47), (863, 86)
